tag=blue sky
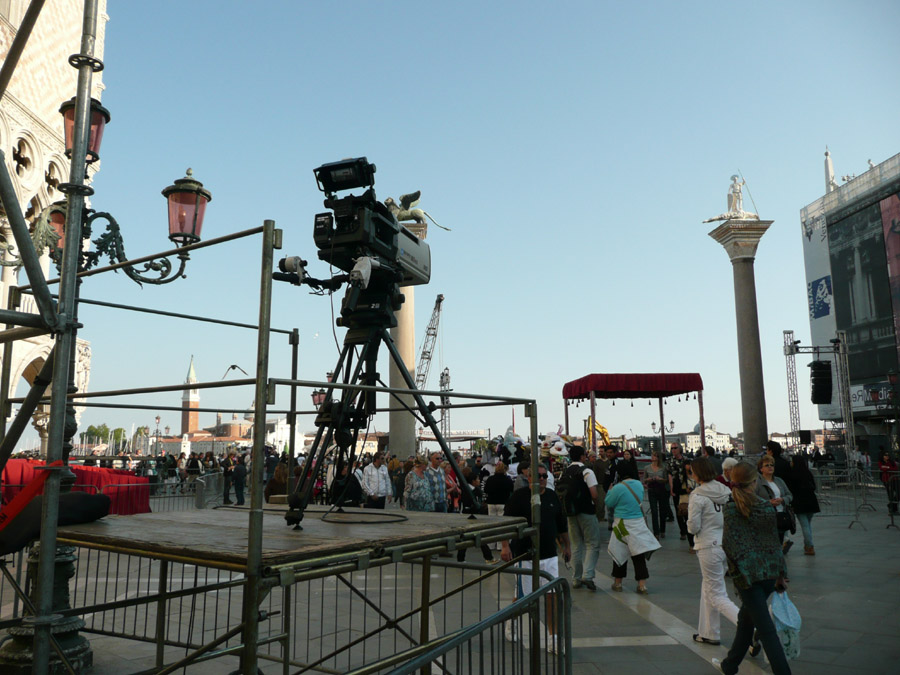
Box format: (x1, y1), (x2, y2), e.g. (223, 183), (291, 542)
(21, 0), (900, 447)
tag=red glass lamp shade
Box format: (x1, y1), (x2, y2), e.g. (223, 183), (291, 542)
(311, 389), (327, 407)
(59, 97), (110, 162)
(49, 207), (67, 251)
(162, 169), (212, 246)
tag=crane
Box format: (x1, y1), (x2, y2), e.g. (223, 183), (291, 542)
(415, 294), (444, 390)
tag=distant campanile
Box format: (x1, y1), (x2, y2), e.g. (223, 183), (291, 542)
(181, 356), (199, 436)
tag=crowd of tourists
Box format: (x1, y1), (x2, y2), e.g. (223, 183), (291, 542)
(377, 436), (826, 673)
(114, 433), (890, 671)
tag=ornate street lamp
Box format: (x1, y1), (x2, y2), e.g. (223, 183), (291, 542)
(162, 169), (211, 246)
(58, 96), (110, 163)
(38, 167), (211, 286)
(651, 421), (675, 434)
(651, 420), (675, 454)
(155, 416), (161, 457)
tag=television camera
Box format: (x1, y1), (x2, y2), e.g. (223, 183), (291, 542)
(274, 158), (476, 528)
(275, 157), (430, 333)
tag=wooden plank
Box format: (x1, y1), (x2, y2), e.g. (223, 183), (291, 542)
(57, 505), (526, 569)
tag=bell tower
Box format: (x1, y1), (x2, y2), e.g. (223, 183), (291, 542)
(181, 356), (199, 435)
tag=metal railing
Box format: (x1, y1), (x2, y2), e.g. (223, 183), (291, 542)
(0, 543), (572, 674)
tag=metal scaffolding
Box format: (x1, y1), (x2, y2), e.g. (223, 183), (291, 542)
(0, 4), (556, 673)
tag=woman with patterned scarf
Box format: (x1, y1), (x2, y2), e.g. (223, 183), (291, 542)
(712, 462), (791, 675)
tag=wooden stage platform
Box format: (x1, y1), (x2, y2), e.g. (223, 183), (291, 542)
(55, 504), (528, 571)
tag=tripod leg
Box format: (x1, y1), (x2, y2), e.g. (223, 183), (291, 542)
(289, 330), (384, 527)
(380, 328), (480, 513)
(287, 340), (357, 527)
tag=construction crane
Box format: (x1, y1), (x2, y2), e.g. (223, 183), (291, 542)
(415, 294), (444, 390)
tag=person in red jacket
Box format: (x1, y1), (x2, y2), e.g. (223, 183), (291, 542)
(878, 450), (899, 514)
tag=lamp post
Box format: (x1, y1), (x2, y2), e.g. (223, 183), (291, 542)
(36, 166), (211, 287)
(155, 415), (161, 457)
(0, 4), (211, 671)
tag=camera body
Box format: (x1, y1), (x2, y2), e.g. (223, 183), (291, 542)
(312, 158), (430, 287)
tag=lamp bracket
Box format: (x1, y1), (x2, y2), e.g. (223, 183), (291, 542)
(76, 211), (190, 286)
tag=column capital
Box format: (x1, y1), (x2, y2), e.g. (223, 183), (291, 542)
(708, 219), (773, 262)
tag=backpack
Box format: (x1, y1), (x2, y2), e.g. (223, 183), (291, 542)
(557, 464), (593, 516)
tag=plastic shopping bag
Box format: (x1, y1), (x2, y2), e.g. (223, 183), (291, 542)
(771, 591), (801, 659)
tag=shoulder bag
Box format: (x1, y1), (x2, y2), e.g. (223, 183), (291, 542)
(763, 483), (796, 534)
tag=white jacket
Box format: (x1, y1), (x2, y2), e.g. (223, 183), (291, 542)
(686, 480), (732, 550)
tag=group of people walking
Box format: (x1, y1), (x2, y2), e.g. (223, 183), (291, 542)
(486, 439), (814, 673)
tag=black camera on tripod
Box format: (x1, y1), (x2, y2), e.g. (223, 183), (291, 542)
(312, 157), (431, 287)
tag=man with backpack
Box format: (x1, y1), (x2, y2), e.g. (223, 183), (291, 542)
(558, 445), (601, 591)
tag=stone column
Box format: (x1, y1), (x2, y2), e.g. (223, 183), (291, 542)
(389, 286), (417, 457)
(708, 219), (773, 454)
(388, 222), (426, 458)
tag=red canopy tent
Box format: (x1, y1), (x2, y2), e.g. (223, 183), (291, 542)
(562, 373), (705, 455)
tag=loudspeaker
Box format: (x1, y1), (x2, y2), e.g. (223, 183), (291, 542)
(809, 360), (833, 405)
(798, 430), (812, 444)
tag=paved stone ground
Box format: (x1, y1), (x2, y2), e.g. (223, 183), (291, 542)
(79, 505), (900, 673)
(563, 506), (900, 674)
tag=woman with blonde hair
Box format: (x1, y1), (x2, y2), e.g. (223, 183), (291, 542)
(755, 455), (793, 551)
(403, 457), (434, 512)
(712, 462), (791, 675)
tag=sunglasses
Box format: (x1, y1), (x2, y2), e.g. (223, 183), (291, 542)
(538, 473), (548, 479)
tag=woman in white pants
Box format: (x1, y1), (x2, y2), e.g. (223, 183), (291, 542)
(687, 456), (739, 645)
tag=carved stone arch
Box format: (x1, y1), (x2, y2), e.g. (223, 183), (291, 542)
(9, 339), (53, 396)
(7, 336), (92, 441)
(23, 193), (44, 225)
(10, 341), (53, 453)
(10, 128), (44, 195)
(0, 113), (10, 182)
(44, 154), (68, 206)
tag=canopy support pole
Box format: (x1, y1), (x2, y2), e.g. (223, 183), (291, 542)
(658, 398), (666, 452)
(698, 390), (706, 452)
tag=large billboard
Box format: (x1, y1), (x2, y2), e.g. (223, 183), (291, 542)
(827, 201), (898, 383)
(881, 193), (900, 365)
(800, 202), (841, 419)
(801, 153), (900, 421)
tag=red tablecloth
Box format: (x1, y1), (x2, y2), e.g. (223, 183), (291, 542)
(1, 459), (150, 515)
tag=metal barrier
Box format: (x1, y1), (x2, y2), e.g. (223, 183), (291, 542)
(0, 544), (572, 673)
(0, 550), (26, 623)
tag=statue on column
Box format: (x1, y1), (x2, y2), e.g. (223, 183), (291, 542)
(384, 191), (451, 239)
(703, 175), (759, 223)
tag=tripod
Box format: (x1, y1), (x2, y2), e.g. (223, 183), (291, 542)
(285, 280), (477, 528)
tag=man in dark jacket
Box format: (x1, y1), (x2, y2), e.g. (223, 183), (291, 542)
(501, 466), (570, 653)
